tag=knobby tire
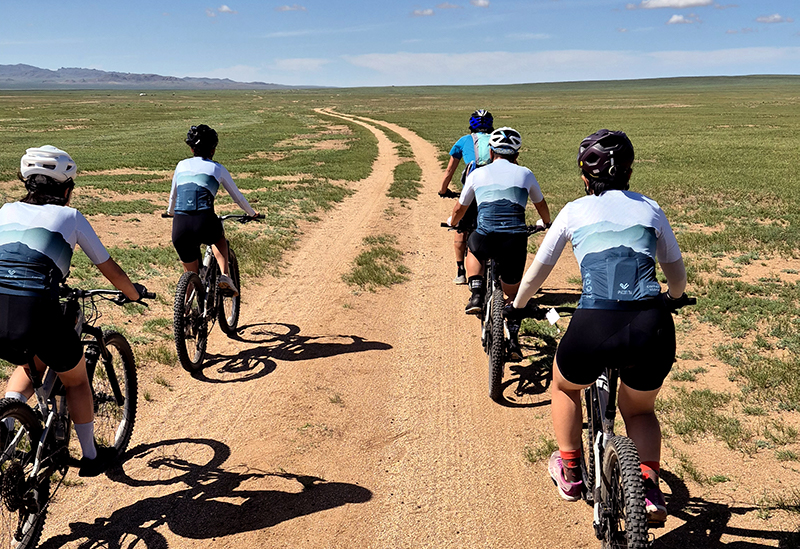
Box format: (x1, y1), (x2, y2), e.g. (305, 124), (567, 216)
(0, 398), (49, 549)
(174, 271), (207, 372)
(218, 248), (241, 337)
(584, 387), (600, 505)
(600, 436), (649, 549)
(92, 331), (137, 454)
(488, 288), (506, 403)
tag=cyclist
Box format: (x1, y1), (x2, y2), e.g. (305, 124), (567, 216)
(439, 109), (494, 284)
(167, 124), (259, 297)
(511, 129), (687, 522)
(0, 146), (145, 477)
(448, 127), (551, 360)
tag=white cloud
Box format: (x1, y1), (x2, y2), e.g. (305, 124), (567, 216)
(437, 2), (461, 8)
(276, 4), (307, 11)
(618, 28), (629, 32)
(756, 14), (794, 24)
(218, 5), (236, 14)
(342, 47), (800, 86)
(714, 3), (738, 9)
(667, 14), (697, 24)
(205, 8), (216, 17)
(638, 0), (712, 8)
(471, 0), (490, 6)
(271, 58), (331, 72)
(412, 9), (435, 16)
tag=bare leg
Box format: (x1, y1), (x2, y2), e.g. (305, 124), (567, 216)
(465, 251), (484, 278)
(211, 236), (230, 277)
(58, 356), (94, 424)
(454, 232), (467, 262)
(181, 260), (200, 273)
(551, 357), (591, 452)
(618, 382), (662, 475)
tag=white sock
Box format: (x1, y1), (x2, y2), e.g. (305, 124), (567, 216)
(74, 421), (97, 460)
(3, 392), (27, 431)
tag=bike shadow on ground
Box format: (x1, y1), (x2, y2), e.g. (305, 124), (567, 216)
(653, 470), (800, 548)
(192, 322), (392, 383)
(496, 290), (578, 408)
(40, 438), (373, 549)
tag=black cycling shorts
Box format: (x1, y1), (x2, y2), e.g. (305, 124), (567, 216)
(467, 231), (528, 285)
(0, 294), (83, 373)
(172, 210), (224, 264)
(555, 307), (676, 392)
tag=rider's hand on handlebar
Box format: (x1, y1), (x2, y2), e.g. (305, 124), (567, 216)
(438, 189), (459, 199)
(503, 304), (526, 321)
(535, 219), (552, 230)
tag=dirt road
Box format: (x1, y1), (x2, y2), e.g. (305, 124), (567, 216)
(39, 111), (597, 548)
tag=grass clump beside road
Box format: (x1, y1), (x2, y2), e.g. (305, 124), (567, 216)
(388, 161), (422, 201)
(343, 234), (410, 291)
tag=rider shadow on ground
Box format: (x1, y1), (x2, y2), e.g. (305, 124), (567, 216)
(41, 438), (373, 549)
(192, 322), (392, 383)
(653, 470), (800, 548)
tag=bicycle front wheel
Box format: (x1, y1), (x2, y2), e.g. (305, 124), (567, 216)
(92, 331), (137, 454)
(584, 386), (600, 505)
(487, 288), (506, 403)
(174, 271), (207, 372)
(218, 248), (241, 337)
(600, 436), (649, 548)
(0, 398), (49, 549)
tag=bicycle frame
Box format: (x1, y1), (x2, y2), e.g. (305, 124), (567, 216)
(588, 367), (617, 532)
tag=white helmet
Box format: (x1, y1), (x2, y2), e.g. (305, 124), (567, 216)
(489, 127), (522, 155)
(20, 145), (77, 183)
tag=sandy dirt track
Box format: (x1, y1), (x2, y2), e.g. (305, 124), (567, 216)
(35, 111), (783, 549)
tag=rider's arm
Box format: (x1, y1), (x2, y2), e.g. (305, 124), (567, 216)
(532, 198), (551, 226)
(439, 156), (460, 194)
(450, 201), (469, 227)
(661, 259), (687, 299)
(218, 166), (258, 217)
(96, 258), (140, 301)
(167, 171), (178, 216)
(655, 206), (685, 299)
(513, 260), (556, 308)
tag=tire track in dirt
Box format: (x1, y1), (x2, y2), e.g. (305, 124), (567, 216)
(40, 110), (595, 548)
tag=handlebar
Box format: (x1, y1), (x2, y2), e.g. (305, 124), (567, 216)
(60, 286), (156, 304)
(663, 292), (696, 312)
(161, 212), (264, 222)
(440, 222), (546, 235)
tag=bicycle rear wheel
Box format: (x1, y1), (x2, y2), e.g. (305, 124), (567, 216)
(174, 271), (207, 372)
(600, 436), (649, 548)
(218, 248), (241, 337)
(92, 331), (137, 454)
(487, 288), (506, 403)
(0, 398), (49, 549)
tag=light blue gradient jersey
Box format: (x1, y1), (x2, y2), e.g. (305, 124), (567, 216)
(534, 190), (682, 309)
(458, 158), (544, 234)
(0, 202), (110, 298)
(167, 157), (256, 216)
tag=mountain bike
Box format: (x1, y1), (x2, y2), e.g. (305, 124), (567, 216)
(582, 293), (695, 549)
(441, 223), (545, 402)
(169, 213), (263, 372)
(0, 285), (154, 548)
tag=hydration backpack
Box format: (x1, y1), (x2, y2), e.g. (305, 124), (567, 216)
(460, 132), (492, 184)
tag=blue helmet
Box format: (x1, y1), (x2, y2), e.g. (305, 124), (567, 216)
(469, 109), (493, 133)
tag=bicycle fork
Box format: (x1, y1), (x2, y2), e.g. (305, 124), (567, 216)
(591, 372), (614, 532)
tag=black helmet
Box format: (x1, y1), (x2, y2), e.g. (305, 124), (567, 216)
(185, 124), (218, 151)
(577, 129), (634, 184)
(469, 109), (493, 133)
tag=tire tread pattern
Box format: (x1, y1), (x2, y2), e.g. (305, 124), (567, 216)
(488, 288), (506, 402)
(601, 435), (649, 548)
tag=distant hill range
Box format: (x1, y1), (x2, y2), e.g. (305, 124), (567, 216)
(0, 64), (308, 90)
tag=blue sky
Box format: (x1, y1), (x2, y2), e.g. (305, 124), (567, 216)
(1, 0), (798, 87)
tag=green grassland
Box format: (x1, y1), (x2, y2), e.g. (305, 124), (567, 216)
(3, 78), (800, 496)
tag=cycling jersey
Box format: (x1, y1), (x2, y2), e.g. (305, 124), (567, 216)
(535, 190), (681, 308)
(0, 202), (110, 298)
(167, 157), (256, 216)
(459, 158), (544, 235)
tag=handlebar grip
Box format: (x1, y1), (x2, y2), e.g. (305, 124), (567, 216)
(441, 222), (451, 228)
(142, 291), (157, 300)
(253, 214), (265, 220)
(161, 212), (173, 218)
